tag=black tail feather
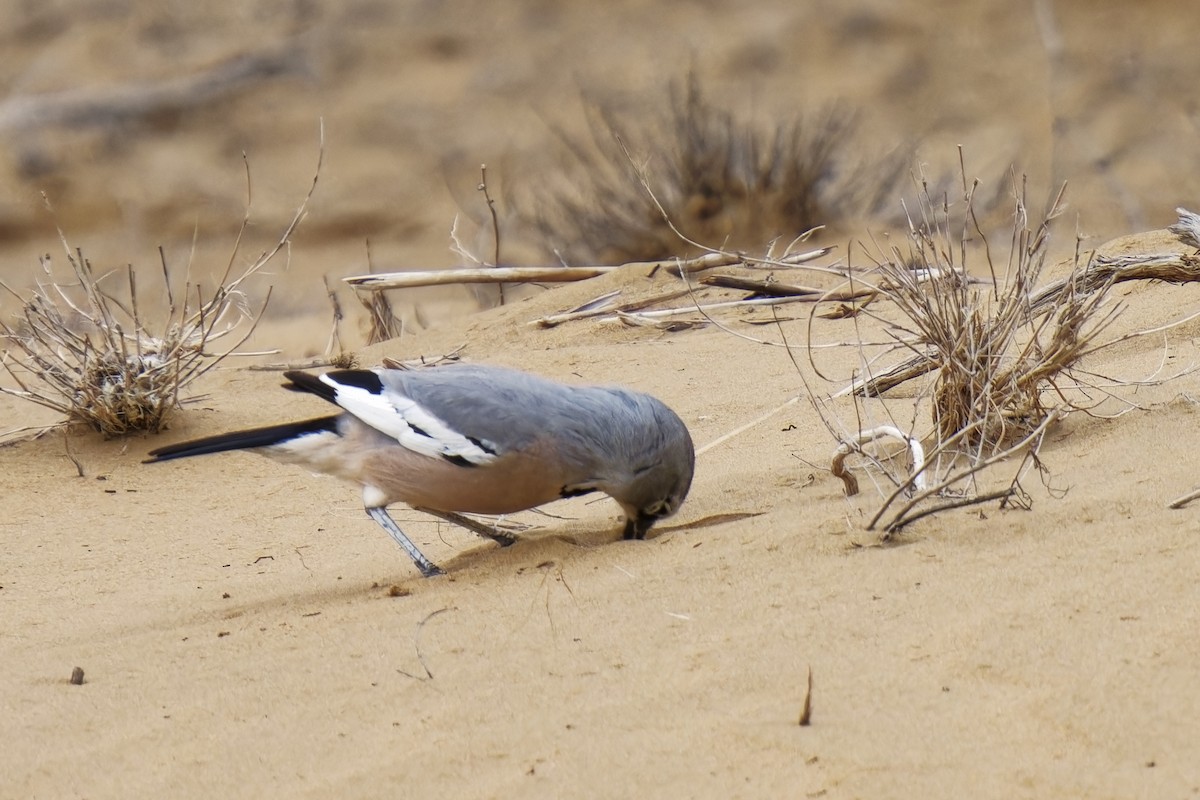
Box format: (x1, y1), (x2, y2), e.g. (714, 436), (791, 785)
(144, 415), (341, 463)
(283, 369), (384, 406)
(282, 370), (339, 404)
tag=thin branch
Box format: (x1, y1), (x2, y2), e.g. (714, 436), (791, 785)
(478, 164), (505, 305)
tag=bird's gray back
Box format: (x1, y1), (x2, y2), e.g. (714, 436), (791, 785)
(381, 364), (686, 475)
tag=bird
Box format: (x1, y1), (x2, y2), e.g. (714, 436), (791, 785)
(145, 363), (695, 577)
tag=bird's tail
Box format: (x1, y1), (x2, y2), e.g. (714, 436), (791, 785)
(144, 416), (341, 463)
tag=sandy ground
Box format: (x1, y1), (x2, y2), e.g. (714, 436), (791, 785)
(4, 2), (1200, 798)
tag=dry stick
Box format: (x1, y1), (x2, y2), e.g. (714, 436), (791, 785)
(175, 128), (316, 379)
(831, 426), (928, 497)
(62, 429), (84, 477)
(215, 154), (254, 292)
(885, 489), (1016, 533)
(667, 252), (741, 275)
(601, 294), (817, 324)
(615, 312), (704, 331)
(669, 269), (793, 350)
(247, 358), (345, 372)
(564, 289), (621, 314)
(700, 273), (878, 302)
(321, 275), (345, 356)
(347, 265), (615, 290)
(187, 124), (324, 380)
(344, 252), (757, 291)
(0, 424), (56, 446)
(863, 417), (988, 531)
(395, 607), (454, 681)
(127, 264), (142, 360)
(832, 350), (935, 399)
(380, 345), (467, 370)
(1168, 487), (1200, 510)
(533, 250), (839, 328)
(694, 395), (800, 458)
(478, 164), (505, 306)
(798, 666), (814, 727)
(533, 288), (692, 328)
(159, 246), (176, 317)
(715, 246), (835, 272)
(874, 409), (1062, 533)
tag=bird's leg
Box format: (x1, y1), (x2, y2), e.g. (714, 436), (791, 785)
(623, 511), (655, 540)
(414, 506), (519, 547)
(366, 506), (443, 577)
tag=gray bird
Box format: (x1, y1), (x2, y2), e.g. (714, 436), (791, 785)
(146, 364), (695, 577)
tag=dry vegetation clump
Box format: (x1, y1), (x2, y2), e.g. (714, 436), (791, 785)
(1, 241), (271, 438)
(815, 171), (1186, 532)
(869, 180), (1115, 449)
(523, 74), (909, 266)
(1, 150), (318, 439)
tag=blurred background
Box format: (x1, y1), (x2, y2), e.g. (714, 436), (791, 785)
(1, 0), (1198, 355)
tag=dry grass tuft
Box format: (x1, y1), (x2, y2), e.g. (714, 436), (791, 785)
(2, 242), (266, 438)
(357, 246), (406, 346)
(523, 73), (908, 265)
(813, 168), (1193, 532)
(867, 177), (1115, 451)
(1, 144), (320, 438)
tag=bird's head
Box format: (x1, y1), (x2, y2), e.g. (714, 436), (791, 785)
(612, 400), (695, 540)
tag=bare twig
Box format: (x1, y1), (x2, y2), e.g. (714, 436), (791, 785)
(872, 409), (1062, 533)
(321, 275), (345, 356)
(798, 666), (813, 726)
(478, 164), (505, 305)
(1168, 487), (1200, 510)
(831, 426), (927, 497)
(600, 294), (817, 325)
(701, 273), (879, 302)
(346, 265), (614, 290)
(533, 288), (691, 328)
(395, 607), (454, 681)
(700, 275), (820, 297)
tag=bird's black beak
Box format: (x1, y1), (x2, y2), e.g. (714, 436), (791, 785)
(622, 511), (657, 540)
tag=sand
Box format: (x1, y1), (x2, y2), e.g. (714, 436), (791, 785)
(4, 2), (1200, 798)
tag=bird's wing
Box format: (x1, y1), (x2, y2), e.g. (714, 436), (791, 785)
(317, 370), (499, 466)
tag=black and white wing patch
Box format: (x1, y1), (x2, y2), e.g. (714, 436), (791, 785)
(321, 370), (499, 467)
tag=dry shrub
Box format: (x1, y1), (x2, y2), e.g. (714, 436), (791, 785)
(523, 73), (908, 265)
(3, 242), (267, 437)
(871, 179), (1117, 449)
(816, 171), (1147, 532)
(1, 149), (318, 438)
